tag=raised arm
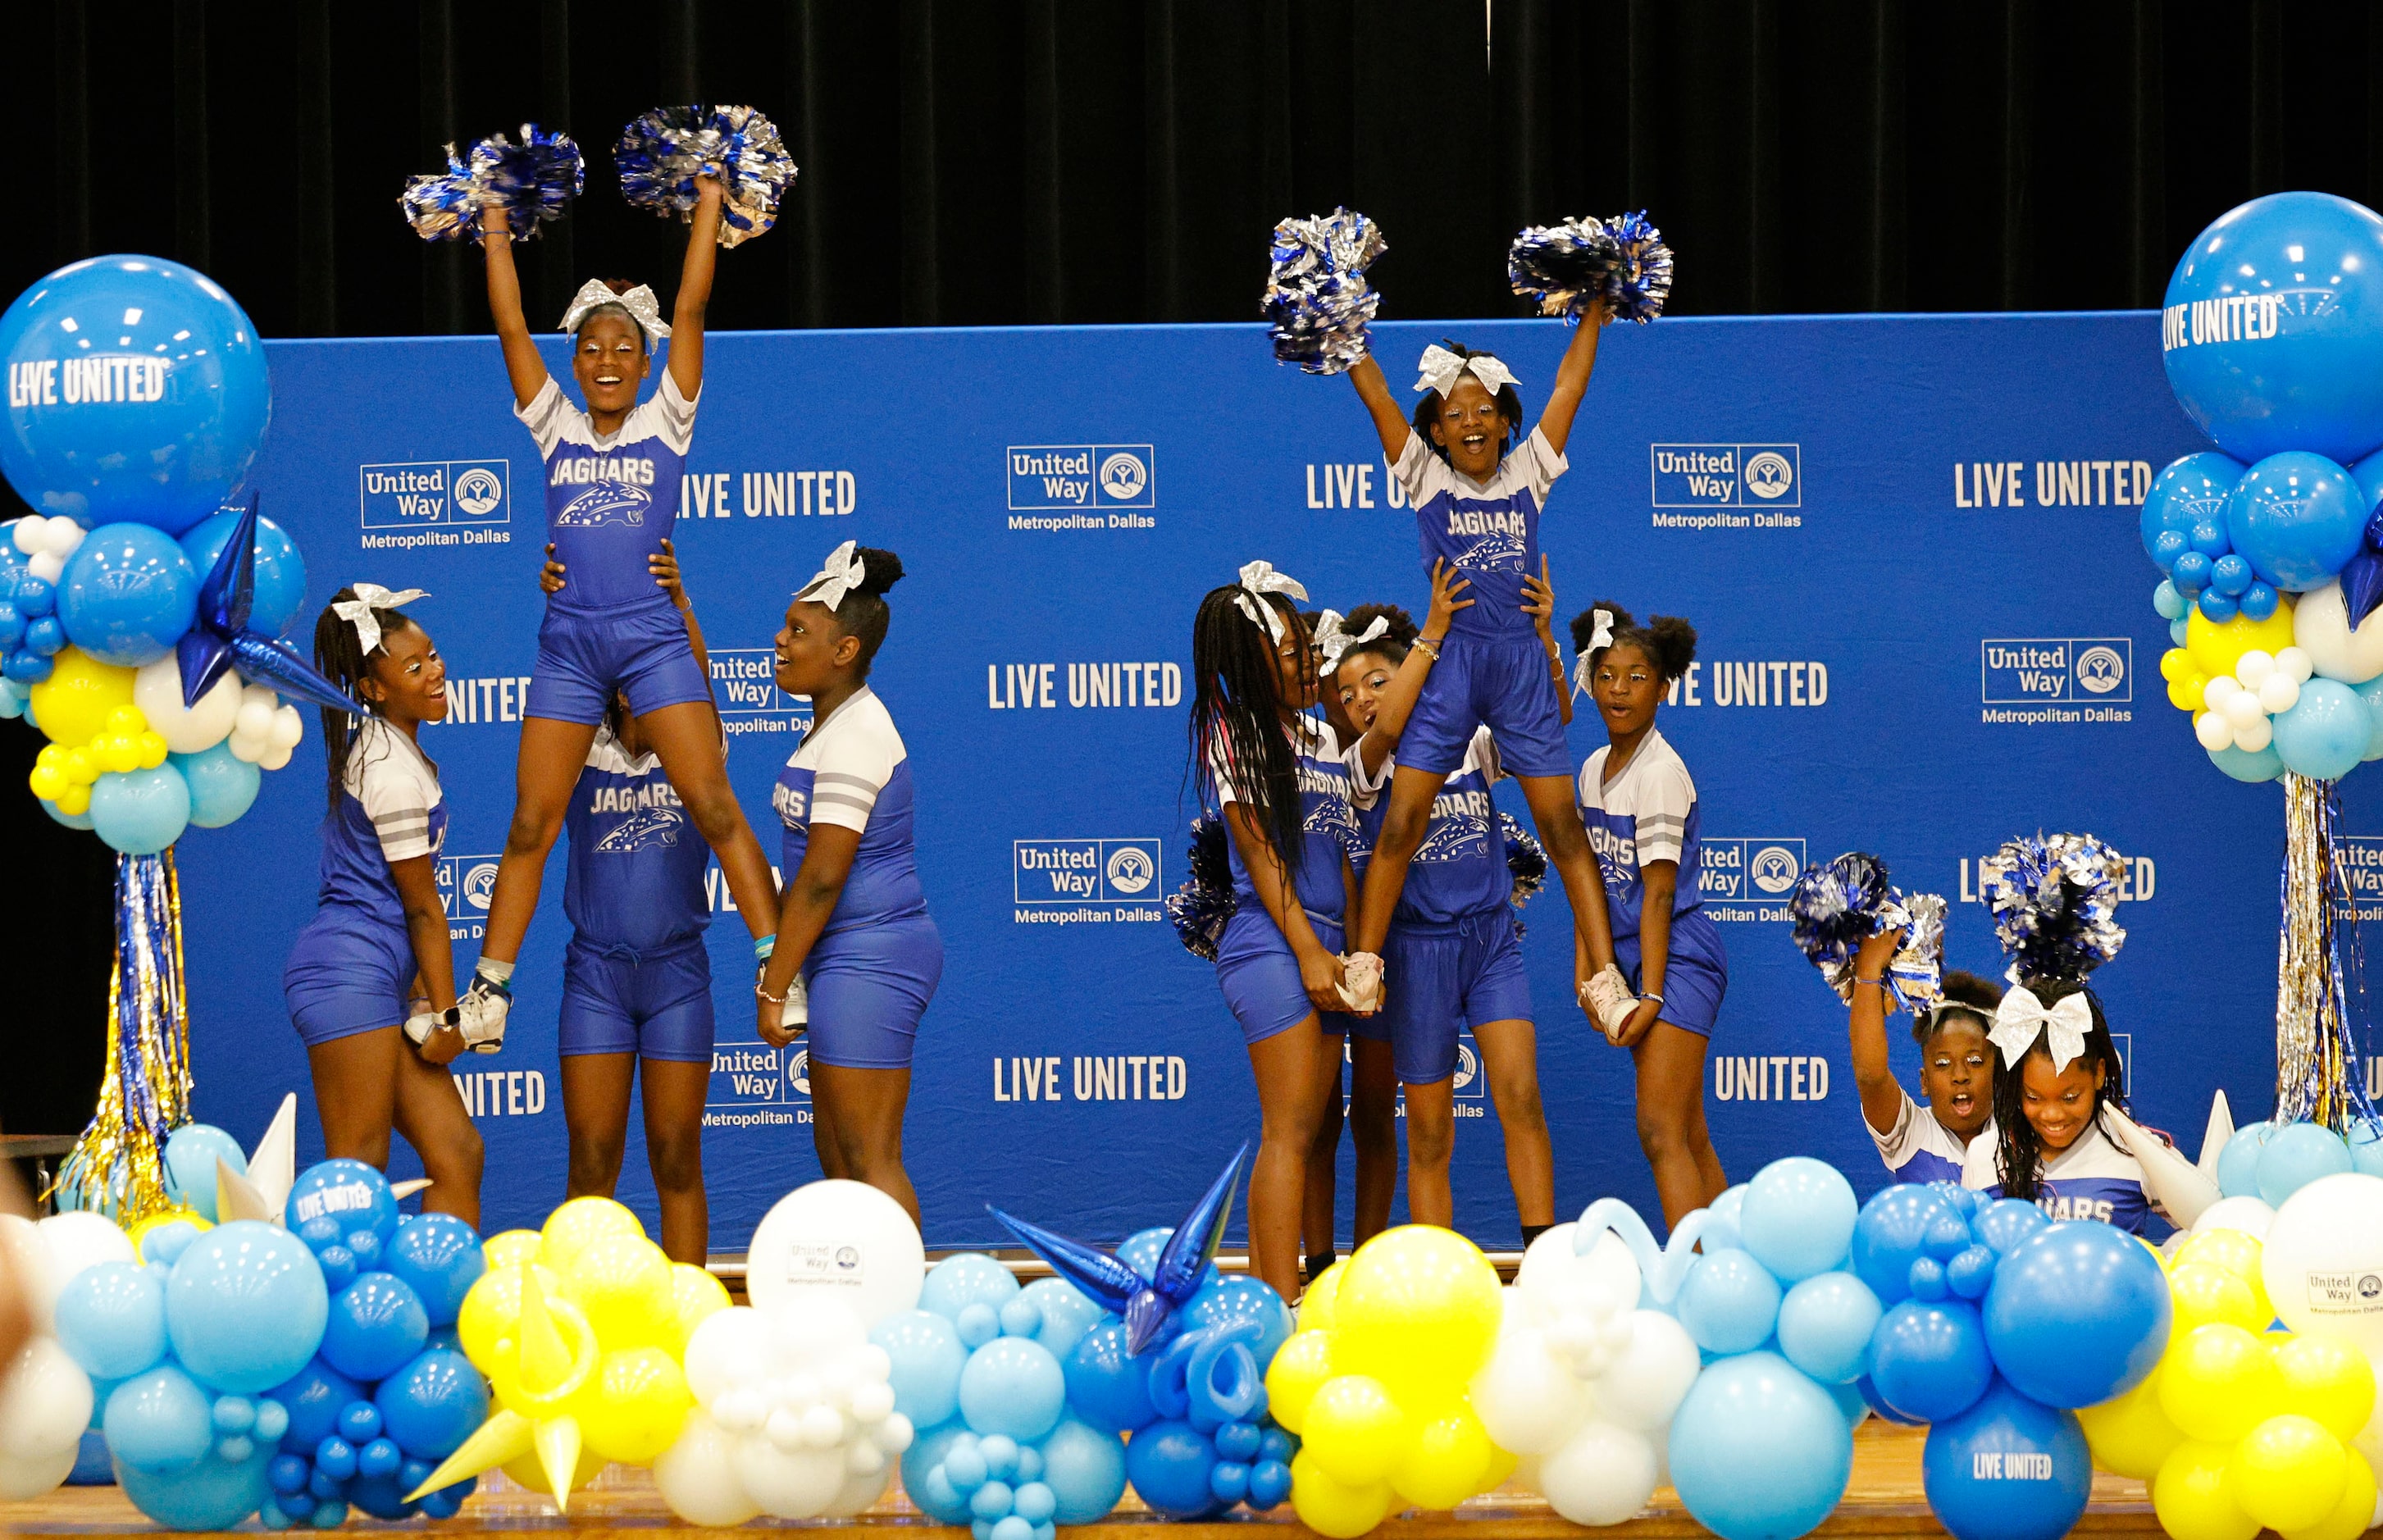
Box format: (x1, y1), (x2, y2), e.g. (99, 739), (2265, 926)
(1535, 294), (1610, 457)
(1847, 927), (1908, 1137)
(668, 177), (723, 401)
(1346, 354), (1412, 462)
(480, 207), (549, 409)
(1352, 561), (1469, 780)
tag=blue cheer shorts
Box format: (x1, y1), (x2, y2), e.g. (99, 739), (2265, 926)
(1615, 908), (1729, 1037)
(804, 914), (945, 1070)
(284, 910), (413, 1047)
(526, 593), (713, 727)
(558, 932), (716, 1064)
(1373, 907), (1533, 1084)
(1400, 635), (1570, 779)
(1214, 908), (1355, 1047)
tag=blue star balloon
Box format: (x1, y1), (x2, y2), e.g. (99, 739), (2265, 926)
(177, 495), (362, 715)
(991, 1145), (1248, 1355)
(2344, 506), (2383, 628)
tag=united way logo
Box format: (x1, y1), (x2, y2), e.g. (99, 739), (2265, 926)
(1008, 445), (1157, 509)
(359, 461), (510, 529)
(1100, 452), (1148, 502)
(1014, 839), (1163, 905)
(1651, 444), (1801, 508)
(436, 853), (500, 920)
(1980, 639), (2132, 704)
(1104, 844), (1155, 895)
(1699, 838), (1806, 918)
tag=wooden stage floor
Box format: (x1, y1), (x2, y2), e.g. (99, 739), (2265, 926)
(1, 1424), (2162, 1538)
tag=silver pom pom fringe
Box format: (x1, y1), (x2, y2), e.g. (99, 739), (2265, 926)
(399, 123), (584, 244)
(615, 105), (797, 249)
(1264, 207), (1386, 376)
(1508, 211), (1674, 324)
(1978, 831), (2128, 984)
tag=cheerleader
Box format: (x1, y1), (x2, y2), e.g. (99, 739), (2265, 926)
(462, 175), (781, 1027)
(540, 541), (718, 1264)
(755, 543), (942, 1225)
(1570, 603), (1729, 1224)
(281, 587), (484, 1224)
(1339, 315), (1621, 1022)
(1192, 562), (1360, 1300)
(1843, 923), (2002, 1184)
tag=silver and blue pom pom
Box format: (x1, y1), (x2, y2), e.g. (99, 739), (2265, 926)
(615, 105), (796, 248)
(1501, 812), (1547, 935)
(399, 144), (476, 243)
(1977, 832), (2129, 982)
(1507, 211), (1673, 324)
(1602, 211), (1674, 322)
(1788, 853), (1948, 1011)
(1264, 207), (1386, 376)
(1885, 893), (1948, 1014)
(1165, 817), (1237, 962)
(399, 125), (583, 244)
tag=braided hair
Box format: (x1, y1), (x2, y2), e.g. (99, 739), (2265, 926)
(312, 585), (419, 814)
(1989, 977), (2128, 1203)
(1410, 339), (1527, 463)
(1570, 601), (1698, 684)
(826, 547), (906, 676)
(1189, 587), (1310, 879)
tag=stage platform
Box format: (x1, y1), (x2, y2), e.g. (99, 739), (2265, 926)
(0, 1424), (2161, 1538)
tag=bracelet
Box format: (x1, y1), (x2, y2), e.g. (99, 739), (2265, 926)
(1415, 637), (1442, 661)
(1638, 993), (1664, 1006)
(1853, 976), (1888, 989)
(755, 983), (786, 1006)
(754, 936), (776, 960)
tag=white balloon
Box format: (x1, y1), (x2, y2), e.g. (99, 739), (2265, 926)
(654, 1411), (763, 1528)
(2294, 580), (2383, 685)
(1538, 1420), (1660, 1527)
(733, 1433), (846, 1519)
(2236, 715), (2275, 753)
(259, 743), (293, 772)
(1469, 1326), (1591, 1456)
(713, 1387), (765, 1434)
(2259, 673), (2303, 714)
(845, 1440), (884, 1475)
(745, 1180), (924, 1329)
(0, 1439), (78, 1501)
(242, 682), (277, 709)
(799, 1405), (845, 1449)
(37, 1210), (134, 1291)
(2193, 1195), (2277, 1241)
(2280, 645), (2317, 683)
(2203, 674), (2244, 708)
(872, 1411), (913, 1456)
(2194, 710), (2235, 751)
(133, 656), (240, 754)
(1516, 1227), (1586, 1316)
(1592, 1311), (1701, 1431)
(0, 1337), (93, 1461)
(40, 522), (83, 558)
(765, 1406), (806, 1451)
(235, 699), (276, 740)
(10, 517), (44, 556)
(0, 1217), (55, 1336)
(26, 551), (63, 585)
(2263, 1173), (2383, 1353)
(2221, 689), (2267, 728)
(847, 1379), (895, 1424)
(227, 731), (267, 763)
(822, 1461), (891, 1519)
(1579, 1230), (1643, 1312)
(684, 1307), (785, 1406)
(268, 704), (304, 750)
(2235, 650), (2277, 687)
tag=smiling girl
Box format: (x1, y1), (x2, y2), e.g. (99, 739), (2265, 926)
(1845, 923), (2002, 1183)
(1569, 601), (1728, 1223)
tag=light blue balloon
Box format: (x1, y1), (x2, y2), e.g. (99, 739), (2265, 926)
(162, 1124), (247, 1222)
(105, 1362), (215, 1473)
(172, 742), (261, 829)
(1675, 1247), (1783, 1355)
(2152, 580), (2186, 620)
(2257, 1122), (2354, 1206)
(1739, 1158), (1858, 1282)
(39, 795), (92, 830)
(2171, 616), (2192, 645)
(1178, 1274), (1292, 1370)
(2354, 676), (2383, 760)
(1775, 1271), (1883, 1385)
(2217, 1122), (2277, 1197)
(115, 1438), (272, 1530)
(870, 1308), (968, 1429)
(959, 1337), (1066, 1442)
(0, 255), (273, 532)
(900, 1421), (978, 1524)
(381, 1214), (482, 1330)
(57, 523), (198, 665)
(165, 1221), (329, 1393)
(179, 507), (308, 637)
(2227, 452), (2368, 591)
(55, 1260), (168, 1378)
(2274, 677), (2372, 780)
(1825, 1376), (1870, 1431)
(2164, 193), (2383, 464)
(1018, 1278), (1109, 1363)
(1703, 1184), (1747, 1251)
(2352, 1119), (2383, 1177)
(2141, 453), (2248, 566)
(920, 1253), (1022, 1322)
(1669, 1351), (1853, 1540)
(2209, 743), (2286, 782)
(89, 765), (190, 855)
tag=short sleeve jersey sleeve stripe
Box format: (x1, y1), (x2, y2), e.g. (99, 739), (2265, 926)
(346, 719), (443, 863)
(792, 690), (904, 833)
(1621, 737), (1694, 868)
(1511, 426), (1570, 500)
(514, 376), (570, 458)
(628, 370), (700, 456)
(1390, 430), (1449, 509)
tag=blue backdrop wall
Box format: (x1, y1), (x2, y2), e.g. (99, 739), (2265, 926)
(175, 312), (2335, 1251)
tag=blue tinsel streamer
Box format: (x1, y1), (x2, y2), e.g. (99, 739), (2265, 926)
(1502, 812), (1547, 936)
(1977, 832), (2129, 983)
(615, 105), (796, 248)
(1508, 212), (1674, 324)
(399, 124), (583, 244)
(1263, 208), (1386, 376)
(1164, 817), (1237, 962)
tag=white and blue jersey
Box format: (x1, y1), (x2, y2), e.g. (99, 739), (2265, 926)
(1208, 721), (1361, 921)
(517, 371), (697, 613)
(1873, 1089), (1991, 1186)
(1351, 727), (1510, 924)
(563, 722), (713, 953)
(1961, 1121), (2155, 1232)
(317, 718), (448, 930)
(774, 688), (929, 936)
(1391, 426), (1567, 643)
(1576, 728), (1708, 942)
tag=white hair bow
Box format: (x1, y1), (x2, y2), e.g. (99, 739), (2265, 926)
(1312, 609), (1388, 676)
(1570, 607), (1614, 697)
(1233, 560), (1309, 643)
(794, 540), (866, 612)
(1989, 986), (2094, 1075)
(332, 585), (429, 656)
(558, 279), (672, 342)
(1414, 344), (1521, 400)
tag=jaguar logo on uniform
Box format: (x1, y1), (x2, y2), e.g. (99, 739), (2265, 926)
(593, 804), (686, 855)
(1014, 839), (1164, 926)
(554, 481), (650, 528)
(1698, 838), (1806, 922)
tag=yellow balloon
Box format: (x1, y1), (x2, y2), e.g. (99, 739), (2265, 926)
(484, 1229), (544, 1270)
(658, 1264), (731, 1358)
(490, 1292), (598, 1415)
(563, 1232), (675, 1347)
(540, 1196), (645, 1278)
(2281, 1449), (2377, 1540)
(2229, 1414), (2349, 1533)
(1287, 1447), (1395, 1540)
(573, 1346), (692, 1465)
(98, 733), (139, 773)
(28, 648), (135, 747)
(136, 731), (166, 769)
(2153, 1440), (2262, 1540)
(1300, 1260), (1346, 1333)
(1479, 1437), (1520, 1492)
(457, 1261), (564, 1369)
(2171, 676), (2208, 712)
(53, 783), (89, 815)
(2188, 601), (2298, 682)
(125, 1207), (212, 1251)
(104, 704), (147, 736)
(1329, 1225), (1503, 1395)
(2161, 647), (2194, 682)
(2176, 1230), (2268, 1305)
(2079, 1367), (2185, 1479)
(2276, 1335), (2376, 1442)
(501, 1441), (607, 1497)
(28, 764), (64, 800)
(1302, 1374), (1403, 1487)
(1391, 1400), (1496, 1509)
(2168, 1263), (2267, 1337)
(34, 745), (62, 772)
(1264, 1328), (1335, 1434)
(2161, 1324), (2285, 1443)
(62, 746), (97, 785)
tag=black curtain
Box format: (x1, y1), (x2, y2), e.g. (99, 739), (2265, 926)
(7, 0), (2381, 1138)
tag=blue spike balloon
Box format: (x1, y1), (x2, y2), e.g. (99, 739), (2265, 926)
(985, 1211), (1141, 1317)
(174, 494), (363, 717)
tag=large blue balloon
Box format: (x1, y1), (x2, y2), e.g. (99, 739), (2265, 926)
(57, 523), (198, 665)
(870, 1308), (968, 1430)
(1018, 1277), (1110, 1362)
(374, 1348), (488, 1460)
(1123, 1419), (1220, 1519)
(2140, 453), (2248, 567)
(0, 256), (272, 532)
(2274, 677), (2372, 781)
(1980, 1222), (2169, 1409)
(1921, 1378), (2092, 1540)
(283, 1160), (399, 1253)
(958, 1336), (1066, 1442)
(1037, 1415), (1130, 1524)
(267, 1358), (364, 1455)
(116, 1438), (271, 1529)
(2209, 742), (2286, 782)
(900, 1421), (977, 1524)
(919, 1251), (1022, 1320)
(382, 1214), (484, 1329)
(1669, 1351), (1853, 1540)
(1775, 1271), (1883, 1385)
(1738, 1157), (1858, 1282)
(162, 1123), (247, 1222)
(1869, 1299), (1993, 1422)
(1851, 1185), (1960, 1307)
(2164, 193), (2383, 464)
(1065, 1319), (1158, 1433)
(2226, 453), (2368, 591)
(89, 763), (190, 855)
(54, 1260), (168, 1379)
(321, 1272), (430, 1382)
(165, 1220), (330, 1393)
(2216, 1121), (2276, 1197)
(1677, 1247), (1784, 1354)
(2257, 1121), (2354, 1206)
(172, 742), (261, 829)
(104, 1362), (214, 1473)
(179, 507), (306, 638)
(1178, 1275), (1292, 1369)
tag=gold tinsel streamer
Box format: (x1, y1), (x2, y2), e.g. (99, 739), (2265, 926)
(49, 852), (194, 1221)
(2276, 773), (2364, 1128)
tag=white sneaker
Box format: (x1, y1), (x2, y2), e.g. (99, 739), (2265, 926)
(1337, 952), (1383, 1014)
(455, 979), (510, 1054)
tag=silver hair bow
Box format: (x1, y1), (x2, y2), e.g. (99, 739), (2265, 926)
(1570, 607), (1615, 697)
(1313, 609), (1389, 677)
(332, 584), (430, 656)
(1233, 560), (1309, 643)
(794, 540), (866, 612)
(1989, 986), (2094, 1074)
(558, 278), (672, 342)
(1414, 344), (1521, 400)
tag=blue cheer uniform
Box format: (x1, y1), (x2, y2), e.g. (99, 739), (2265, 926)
(283, 718), (447, 1046)
(1961, 1120), (2156, 1233)
(556, 722), (718, 1064)
(1354, 728), (1532, 1084)
(517, 372), (712, 725)
(1872, 1088), (1992, 1185)
(1389, 427), (1571, 779)
(1209, 719), (1360, 1046)
(1576, 727), (1728, 1037)
(773, 688), (944, 1069)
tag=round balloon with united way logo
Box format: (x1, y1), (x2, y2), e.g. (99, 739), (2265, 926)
(0, 256), (271, 533)
(2163, 193), (2383, 465)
